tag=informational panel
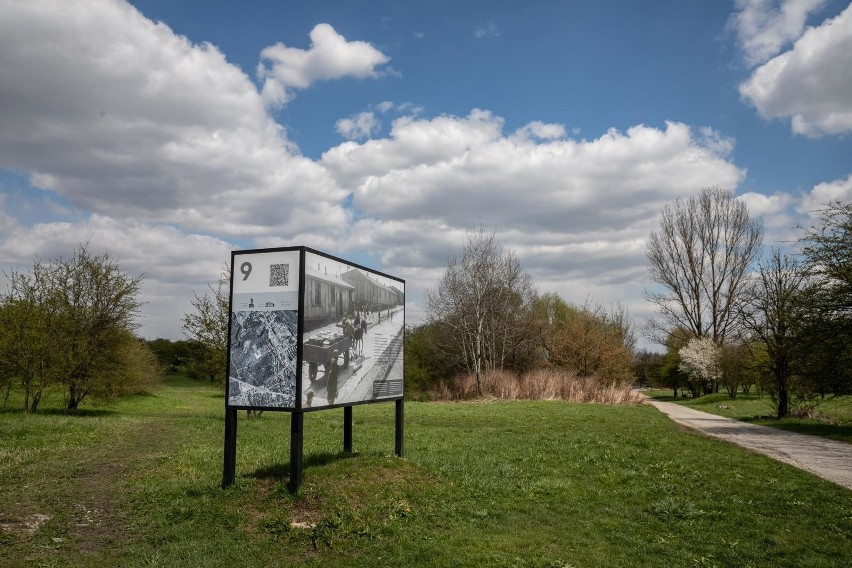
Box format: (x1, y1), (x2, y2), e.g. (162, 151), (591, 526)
(301, 251), (404, 410)
(227, 249), (301, 409)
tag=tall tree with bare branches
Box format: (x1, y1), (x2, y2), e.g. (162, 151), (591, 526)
(426, 228), (535, 395)
(645, 186), (763, 345)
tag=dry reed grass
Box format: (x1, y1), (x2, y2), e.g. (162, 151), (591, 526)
(429, 368), (643, 405)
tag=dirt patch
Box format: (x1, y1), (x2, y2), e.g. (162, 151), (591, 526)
(1, 417), (181, 561)
(0, 513), (52, 538)
(66, 419), (177, 553)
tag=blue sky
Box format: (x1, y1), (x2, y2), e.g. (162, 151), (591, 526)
(1, 0), (851, 346)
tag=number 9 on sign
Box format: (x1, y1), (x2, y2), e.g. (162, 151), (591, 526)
(240, 262), (252, 281)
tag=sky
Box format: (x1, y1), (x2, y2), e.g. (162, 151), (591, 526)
(1, 0), (851, 349)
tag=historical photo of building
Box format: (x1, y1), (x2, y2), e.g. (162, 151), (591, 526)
(301, 252), (404, 409)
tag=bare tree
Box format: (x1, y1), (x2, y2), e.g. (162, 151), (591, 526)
(646, 186), (763, 345)
(427, 228), (535, 395)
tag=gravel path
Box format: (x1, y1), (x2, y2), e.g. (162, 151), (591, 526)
(648, 400), (852, 491)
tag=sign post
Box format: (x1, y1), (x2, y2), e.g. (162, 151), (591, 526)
(222, 247), (405, 492)
(343, 406), (353, 454)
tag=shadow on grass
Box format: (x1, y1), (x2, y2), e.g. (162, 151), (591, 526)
(741, 417), (852, 443)
(250, 452), (358, 481)
(648, 394), (679, 402)
(0, 407), (118, 417)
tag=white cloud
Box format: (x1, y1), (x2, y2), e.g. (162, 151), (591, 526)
(739, 191), (792, 217)
(0, 1), (771, 347)
(0, 0), (348, 239)
(738, 190), (797, 244)
(729, 0), (828, 65)
(0, 196), (19, 236)
(372, 100), (424, 116)
(740, 3), (852, 137)
(258, 23), (391, 107)
(0, 214), (233, 339)
(324, 112), (744, 235)
(799, 173), (852, 214)
(335, 112), (381, 140)
(513, 121), (566, 141)
(474, 19), (500, 39)
(321, 111), (746, 333)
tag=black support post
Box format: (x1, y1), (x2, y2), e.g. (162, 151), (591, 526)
(395, 399), (404, 457)
(222, 407), (238, 488)
(288, 411), (304, 493)
(343, 406), (353, 454)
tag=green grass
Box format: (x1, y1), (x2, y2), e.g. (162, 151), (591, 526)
(645, 389), (852, 444)
(1, 376), (850, 567)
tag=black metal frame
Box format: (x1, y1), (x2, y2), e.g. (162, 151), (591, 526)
(221, 246), (405, 492)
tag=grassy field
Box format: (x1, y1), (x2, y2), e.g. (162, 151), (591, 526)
(644, 389), (852, 444)
(1, 377), (851, 567)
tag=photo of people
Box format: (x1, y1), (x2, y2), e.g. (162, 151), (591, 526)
(301, 252), (404, 409)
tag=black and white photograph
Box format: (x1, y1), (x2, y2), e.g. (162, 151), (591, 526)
(301, 251), (404, 409)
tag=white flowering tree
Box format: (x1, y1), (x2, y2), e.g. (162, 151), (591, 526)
(678, 337), (721, 396)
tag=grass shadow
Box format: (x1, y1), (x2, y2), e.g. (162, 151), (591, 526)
(0, 407), (118, 418)
(251, 462), (291, 481)
(249, 451), (358, 481)
(741, 417), (852, 443)
(643, 391), (680, 402)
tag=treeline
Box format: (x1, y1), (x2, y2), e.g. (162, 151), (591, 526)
(0, 244), (160, 412)
(144, 337), (223, 381)
(643, 190), (851, 418)
(405, 230), (637, 400)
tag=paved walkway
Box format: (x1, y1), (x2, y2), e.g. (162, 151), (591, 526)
(647, 400), (852, 491)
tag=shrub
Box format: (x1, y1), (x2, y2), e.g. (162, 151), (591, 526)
(428, 369), (643, 405)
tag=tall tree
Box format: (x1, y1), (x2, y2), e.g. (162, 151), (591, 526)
(646, 187), (763, 345)
(740, 249), (807, 418)
(53, 245), (147, 410)
(797, 201), (852, 396)
(426, 228), (535, 395)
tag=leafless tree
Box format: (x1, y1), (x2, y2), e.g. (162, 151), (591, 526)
(426, 228), (535, 395)
(645, 186), (763, 345)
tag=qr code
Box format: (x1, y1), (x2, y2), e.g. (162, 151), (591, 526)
(269, 264), (289, 287)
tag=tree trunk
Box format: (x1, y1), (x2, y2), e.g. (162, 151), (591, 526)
(29, 389), (42, 413)
(777, 378), (788, 419)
